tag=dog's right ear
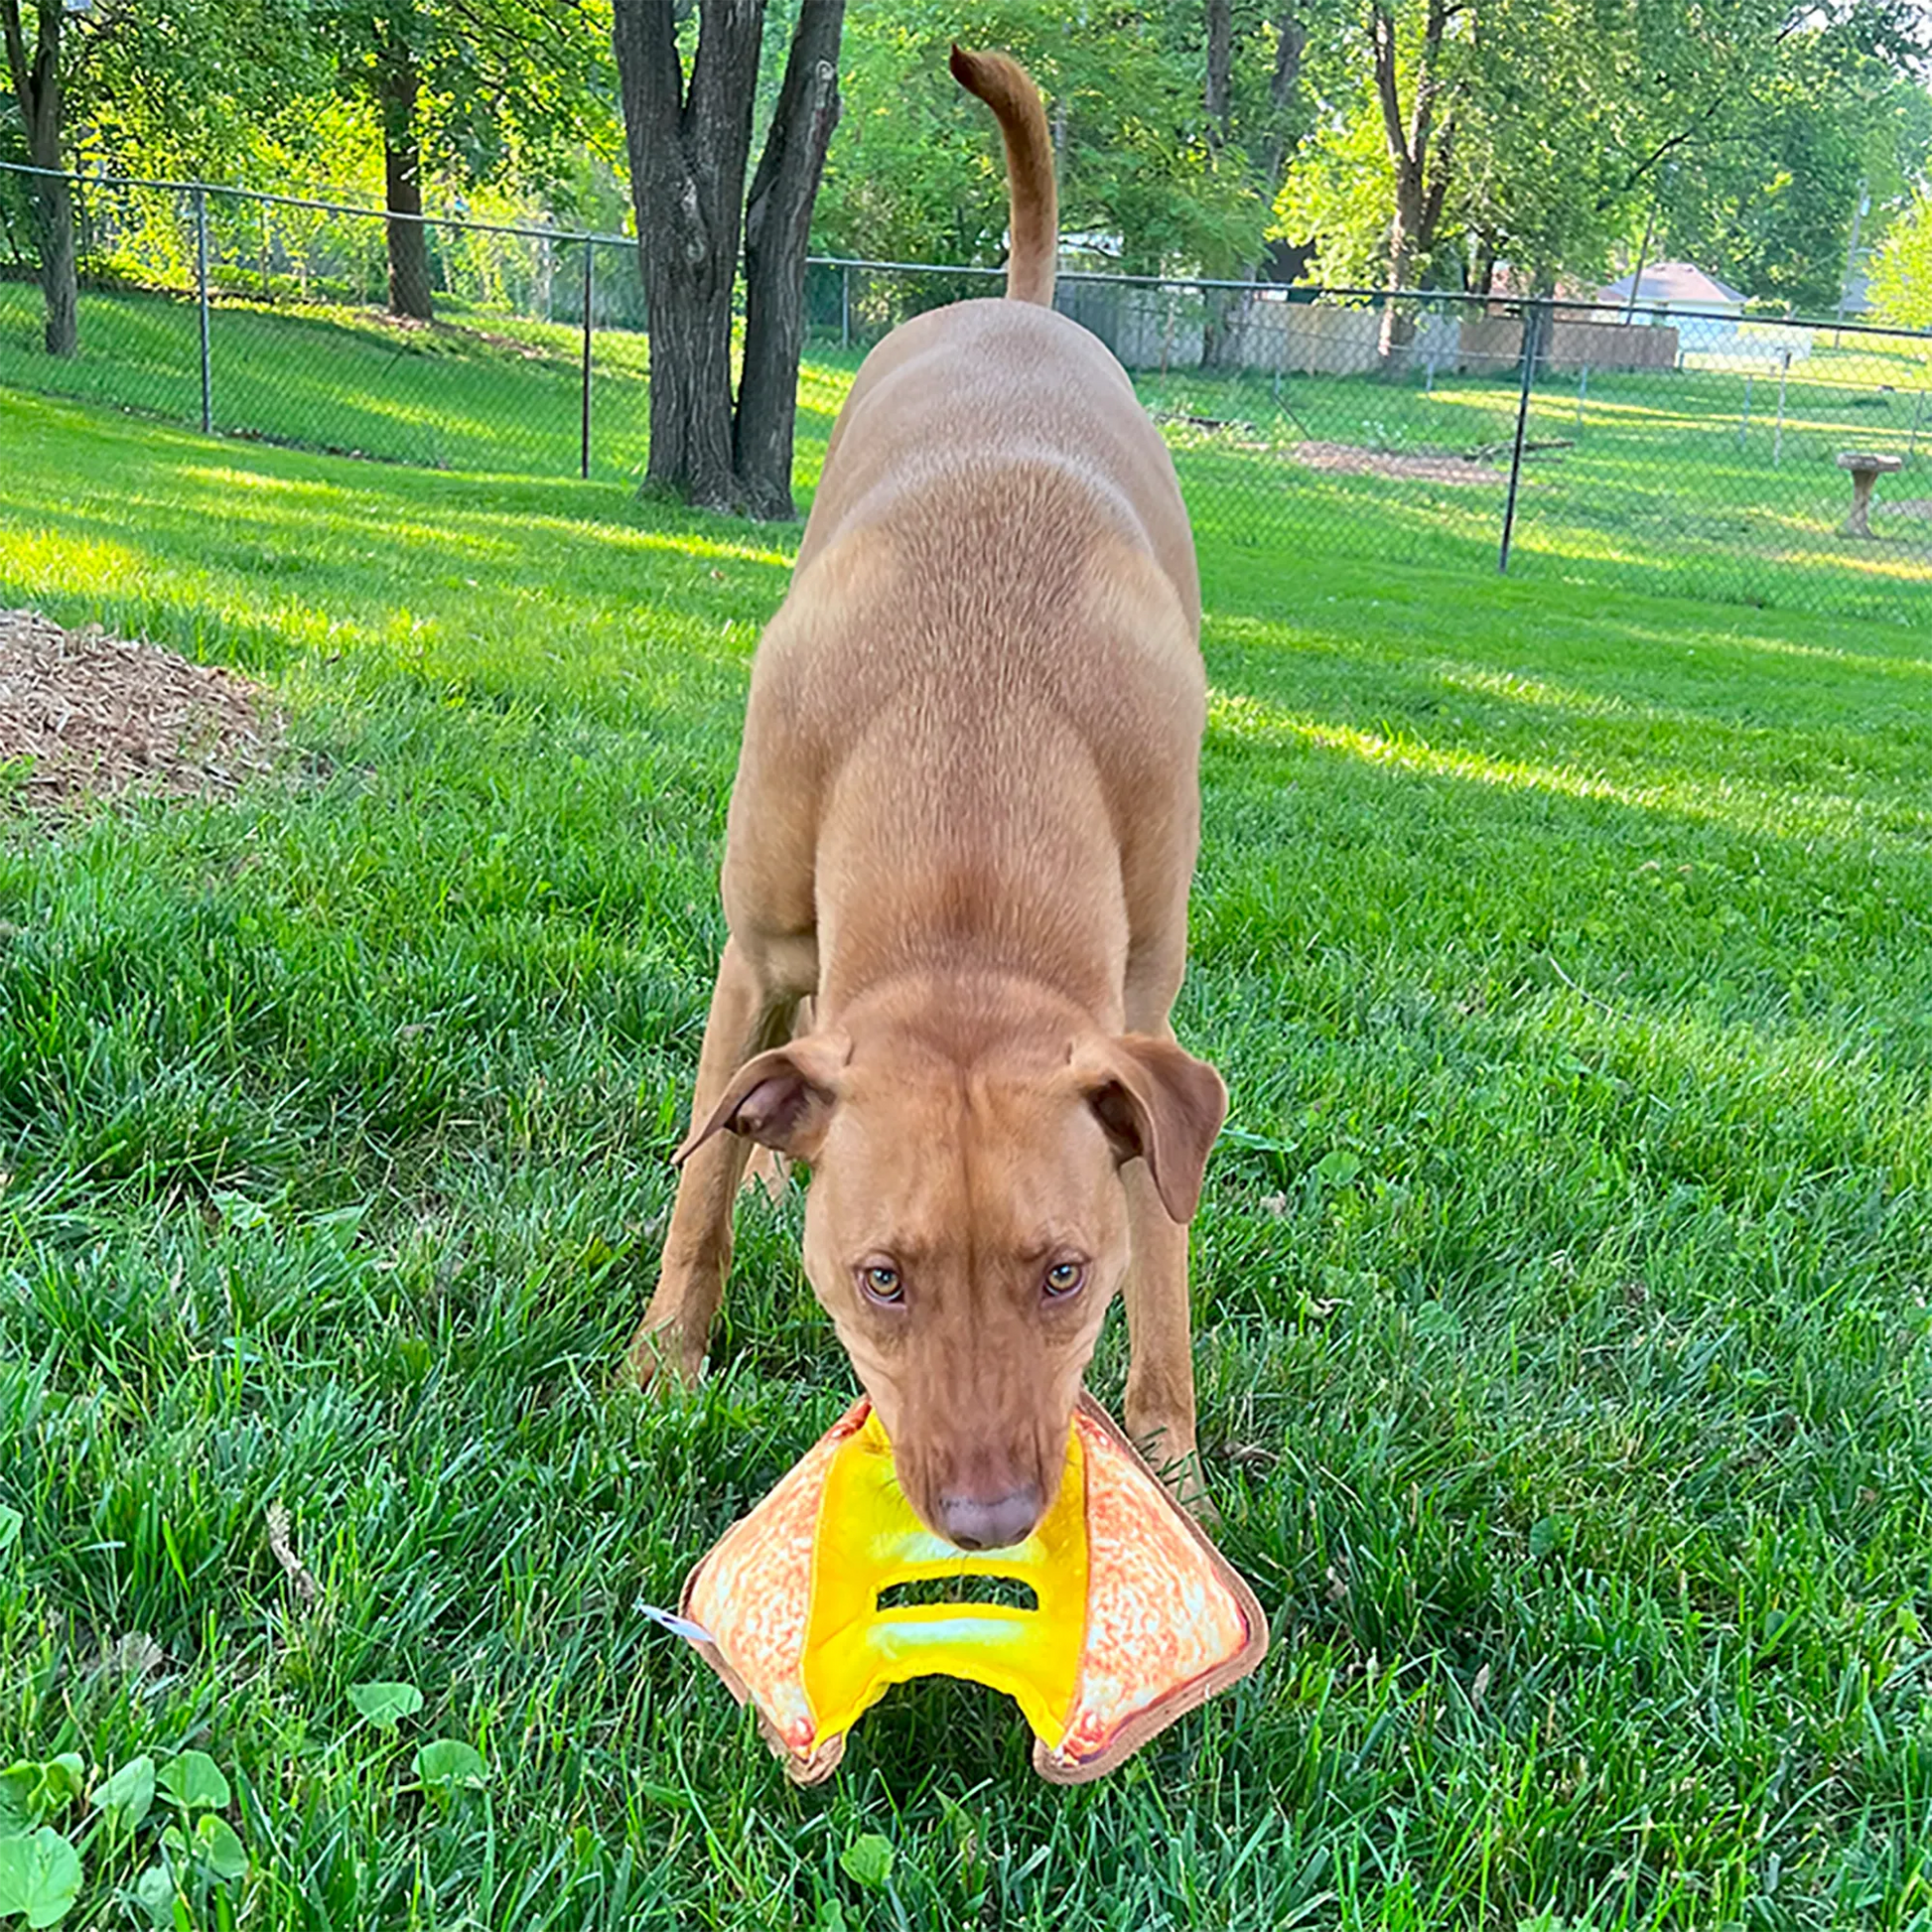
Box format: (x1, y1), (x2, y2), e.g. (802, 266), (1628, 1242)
(674, 1032), (851, 1166)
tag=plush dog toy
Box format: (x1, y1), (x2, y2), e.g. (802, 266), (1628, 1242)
(661, 1396), (1267, 1783)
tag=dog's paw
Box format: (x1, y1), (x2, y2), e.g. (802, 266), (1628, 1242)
(1167, 1454), (1221, 1532)
(1179, 1473), (1222, 1532)
(1132, 1426), (1219, 1529)
(623, 1318), (706, 1396)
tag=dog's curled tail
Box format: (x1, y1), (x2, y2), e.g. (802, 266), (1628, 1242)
(950, 46), (1057, 307)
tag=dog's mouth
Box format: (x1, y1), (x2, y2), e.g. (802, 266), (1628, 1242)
(895, 1438), (1067, 1552)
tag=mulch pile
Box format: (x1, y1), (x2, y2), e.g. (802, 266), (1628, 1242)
(0, 608), (277, 804)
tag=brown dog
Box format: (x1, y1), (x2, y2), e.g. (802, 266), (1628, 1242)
(630, 47), (1225, 1551)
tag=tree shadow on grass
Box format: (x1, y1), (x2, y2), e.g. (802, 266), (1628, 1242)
(0, 394), (798, 723)
(0, 286), (848, 482)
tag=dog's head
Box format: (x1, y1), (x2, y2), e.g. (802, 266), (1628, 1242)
(680, 1007), (1224, 1550)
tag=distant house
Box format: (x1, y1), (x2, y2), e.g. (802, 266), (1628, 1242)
(1596, 262), (1748, 319)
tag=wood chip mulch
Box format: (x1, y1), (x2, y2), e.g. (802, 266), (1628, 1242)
(1, 608), (278, 805)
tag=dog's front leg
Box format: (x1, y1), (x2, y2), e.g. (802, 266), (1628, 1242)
(629, 937), (796, 1388)
(1121, 1163), (1213, 1521)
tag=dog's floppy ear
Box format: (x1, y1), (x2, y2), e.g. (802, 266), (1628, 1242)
(675, 1032), (852, 1166)
(1074, 1035), (1228, 1223)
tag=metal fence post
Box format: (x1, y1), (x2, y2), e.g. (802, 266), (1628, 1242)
(580, 238), (594, 480)
(195, 185), (212, 434)
(841, 263), (851, 349)
(1497, 299), (1544, 575)
(1773, 351), (1790, 466)
(260, 196), (271, 303)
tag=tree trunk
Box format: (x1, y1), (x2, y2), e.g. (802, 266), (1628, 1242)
(1380, 165), (1424, 355)
(1470, 229), (1496, 298)
(4, 0), (77, 355)
(1205, 0), (1232, 133)
(645, 269), (740, 506)
(28, 124), (76, 356)
(736, 0), (844, 519)
(377, 49), (434, 321)
(1256, 2), (1308, 190)
(1372, 0), (1453, 360)
(615, 0), (763, 511)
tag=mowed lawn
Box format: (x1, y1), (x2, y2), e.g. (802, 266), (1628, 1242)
(5, 279), (1930, 627)
(3, 380), (1932, 1929)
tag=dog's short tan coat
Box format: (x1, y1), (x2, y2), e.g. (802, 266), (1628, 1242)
(632, 49), (1225, 1551)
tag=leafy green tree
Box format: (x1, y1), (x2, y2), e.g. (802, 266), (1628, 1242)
(1869, 193), (1932, 332)
(316, 0), (615, 319)
(1201, 0), (1324, 240)
(1274, 0), (1494, 306)
(1271, 89), (1394, 287)
(1452, 0), (1632, 290)
(1275, 0), (1930, 320)
(1640, 19), (1932, 311)
(815, 1), (1263, 276)
(2, 0), (302, 353)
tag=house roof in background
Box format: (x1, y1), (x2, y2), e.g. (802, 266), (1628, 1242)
(1598, 261), (1749, 306)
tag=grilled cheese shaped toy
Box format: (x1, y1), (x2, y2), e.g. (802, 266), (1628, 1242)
(670, 1395), (1268, 1783)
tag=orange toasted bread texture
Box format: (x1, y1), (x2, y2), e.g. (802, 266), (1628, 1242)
(675, 1395), (1268, 1783)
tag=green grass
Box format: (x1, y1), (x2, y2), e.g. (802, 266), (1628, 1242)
(4, 379), (1932, 1928)
(1144, 343), (1932, 621)
(0, 273), (667, 481)
(3, 274), (1928, 624)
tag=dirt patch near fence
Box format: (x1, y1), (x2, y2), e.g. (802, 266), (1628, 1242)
(1292, 441), (1502, 485)
(0, 608), (277, 805)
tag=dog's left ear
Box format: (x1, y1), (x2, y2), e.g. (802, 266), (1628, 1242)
(1074, 1035), (1228, 1223)
(675, 1032), (852, 1166)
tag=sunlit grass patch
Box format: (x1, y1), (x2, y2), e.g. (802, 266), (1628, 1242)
(3, 278), (1927, 623)
(2, 384), (1932, 1926)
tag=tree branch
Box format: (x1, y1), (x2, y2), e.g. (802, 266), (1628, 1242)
(1206, 0), (1233, 134)
(1408, 0), (1453, 169)
(1270, 2), (1306, 116)
(613, 0), (704, 262)
(1371, 1), (1411, 167)
(2, 0), (35, 110)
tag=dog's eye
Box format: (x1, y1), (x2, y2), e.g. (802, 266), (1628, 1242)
(861, 1264), (904, 1306)
(1042, 1261), (1085, 1300)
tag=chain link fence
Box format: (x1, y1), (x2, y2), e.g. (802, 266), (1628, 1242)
(5, 161), (1930, 626)
(805, 260), (1932, 624)
(0, 163), (647, 478)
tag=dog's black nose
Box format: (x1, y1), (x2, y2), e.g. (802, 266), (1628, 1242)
(938, 1485), (1043, 1552)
